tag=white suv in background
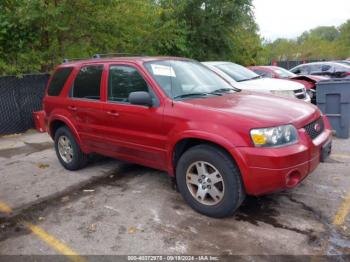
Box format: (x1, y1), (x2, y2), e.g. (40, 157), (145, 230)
(203, 61), (311, 102)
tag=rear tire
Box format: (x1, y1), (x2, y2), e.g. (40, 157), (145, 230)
(54, 126), (88, 170)
(176, 144), (245, 218)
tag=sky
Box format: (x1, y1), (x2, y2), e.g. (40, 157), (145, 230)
(253, 0), (350, 41)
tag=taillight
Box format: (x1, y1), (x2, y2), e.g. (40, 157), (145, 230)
(346, 71), (350, 76)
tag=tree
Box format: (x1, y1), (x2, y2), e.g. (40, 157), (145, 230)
(159, 0), (261, 64)
(0, 0), (189, 75)
(263, 21), (350, 63)
(337, 20), (350, 58)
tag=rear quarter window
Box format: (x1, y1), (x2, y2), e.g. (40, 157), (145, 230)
(47, 67), (73, 96)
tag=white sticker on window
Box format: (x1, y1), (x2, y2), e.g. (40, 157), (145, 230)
(151, 64), (176, 77)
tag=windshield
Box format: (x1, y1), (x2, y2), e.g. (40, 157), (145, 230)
(214, 63), (260, 82)
(144, 60), (236, 99)
(272, 67), (296, 78)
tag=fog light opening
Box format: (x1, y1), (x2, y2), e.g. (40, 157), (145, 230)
(286, 171), (301, 188)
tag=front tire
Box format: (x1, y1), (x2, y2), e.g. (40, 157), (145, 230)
(54, 126), (88, 170)
(176, 144), (245, 218)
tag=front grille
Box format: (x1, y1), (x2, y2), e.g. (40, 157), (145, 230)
(304, 117), (324, 140)
(294, 89), (306, 99)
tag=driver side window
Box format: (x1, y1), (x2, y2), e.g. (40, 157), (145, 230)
(108, 65), (158, 105)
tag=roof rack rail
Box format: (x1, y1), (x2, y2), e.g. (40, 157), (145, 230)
(62, 57), (91, 63)
(63, 53), (146, 63)
(92, 53), (145, 59)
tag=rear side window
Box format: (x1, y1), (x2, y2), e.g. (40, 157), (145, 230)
(321, 65), (332, 72)
(47, 67), (73, 96)
(71, 65), (103, 100)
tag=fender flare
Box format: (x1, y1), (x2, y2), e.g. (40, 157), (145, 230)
(48, 115), (82, 146)
(167, 130), (247, 176)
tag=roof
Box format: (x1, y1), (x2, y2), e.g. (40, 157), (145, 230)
(202, 61), (232, 66)
(248, 65), (276, 70)
(295, 61), (349, 66)
(59, 56), (190, 67)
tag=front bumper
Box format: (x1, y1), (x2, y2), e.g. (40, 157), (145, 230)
(234, 116), (332, 196)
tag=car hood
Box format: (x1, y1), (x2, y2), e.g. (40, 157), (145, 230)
(233, 78), (305, 92)
(185, 91), (319, 128)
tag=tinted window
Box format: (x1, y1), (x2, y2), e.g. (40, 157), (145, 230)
(321, 65), (332, 72)
(108, 65), (151, 103)
(72, 65), (103, 100)
(48, 67), (73, 96)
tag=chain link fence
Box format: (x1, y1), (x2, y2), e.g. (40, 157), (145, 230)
(273, 60), (324, 70)
(0, 74), (50, 135)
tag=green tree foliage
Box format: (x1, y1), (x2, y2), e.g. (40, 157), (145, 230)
(337, 20), (350, 59)
(0, 0), (261, 75)
(159, 0), (261, 64)
(263, 22), (350, 63)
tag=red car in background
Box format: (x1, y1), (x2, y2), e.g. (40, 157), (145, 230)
(248, 66), (327, 104)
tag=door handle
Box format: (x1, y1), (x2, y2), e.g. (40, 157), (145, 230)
(107, 111), (119, 117)
(68, 105), (77, 111)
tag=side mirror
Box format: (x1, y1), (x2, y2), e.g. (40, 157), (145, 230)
(128, 91), (153, 107)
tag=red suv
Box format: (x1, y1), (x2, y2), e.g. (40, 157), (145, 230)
(43, 56), (332, 218)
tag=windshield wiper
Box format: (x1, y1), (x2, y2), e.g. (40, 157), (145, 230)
(237, 75), (261, 82)
(249, 75), (261, 80)
(209, 88), (237, 94)
(173, 92), (210, 100)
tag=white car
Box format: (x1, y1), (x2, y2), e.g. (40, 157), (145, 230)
(203, 61), (311, 102)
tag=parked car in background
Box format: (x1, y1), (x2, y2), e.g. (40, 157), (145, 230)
(248, 65), (327, 104)
(290, 62), (350, 78)
(203, 62), (310, 102)
(44, 56), (331, 218)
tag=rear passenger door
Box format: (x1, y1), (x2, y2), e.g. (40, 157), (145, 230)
(101, 64), (167, 170)
(68, 64), (107, 149)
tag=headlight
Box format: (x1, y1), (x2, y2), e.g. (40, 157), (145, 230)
(270, 90), (295, 98)
(250, 125), (299, 147)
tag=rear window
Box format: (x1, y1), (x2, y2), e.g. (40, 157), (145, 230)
(71, 65), (103, 100)
(47, 67), (73, 96)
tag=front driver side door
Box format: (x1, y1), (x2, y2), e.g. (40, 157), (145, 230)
(101, 64), (167, 170)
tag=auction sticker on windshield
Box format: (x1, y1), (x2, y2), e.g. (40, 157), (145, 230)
(151, 64), (176, 77)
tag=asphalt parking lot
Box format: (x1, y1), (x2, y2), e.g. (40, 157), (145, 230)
(0, 130), (349, 258)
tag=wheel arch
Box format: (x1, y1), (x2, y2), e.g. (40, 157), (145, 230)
(48, 116), (82, 146)
(170, 133), (244, 177)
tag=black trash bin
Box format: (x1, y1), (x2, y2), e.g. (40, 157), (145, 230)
(317, 79), (350, 139)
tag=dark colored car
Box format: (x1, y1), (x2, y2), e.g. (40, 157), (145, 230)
(290, 62), (350, 79)
(43, 56), (332, 218)
(248, 65), (328, 104)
